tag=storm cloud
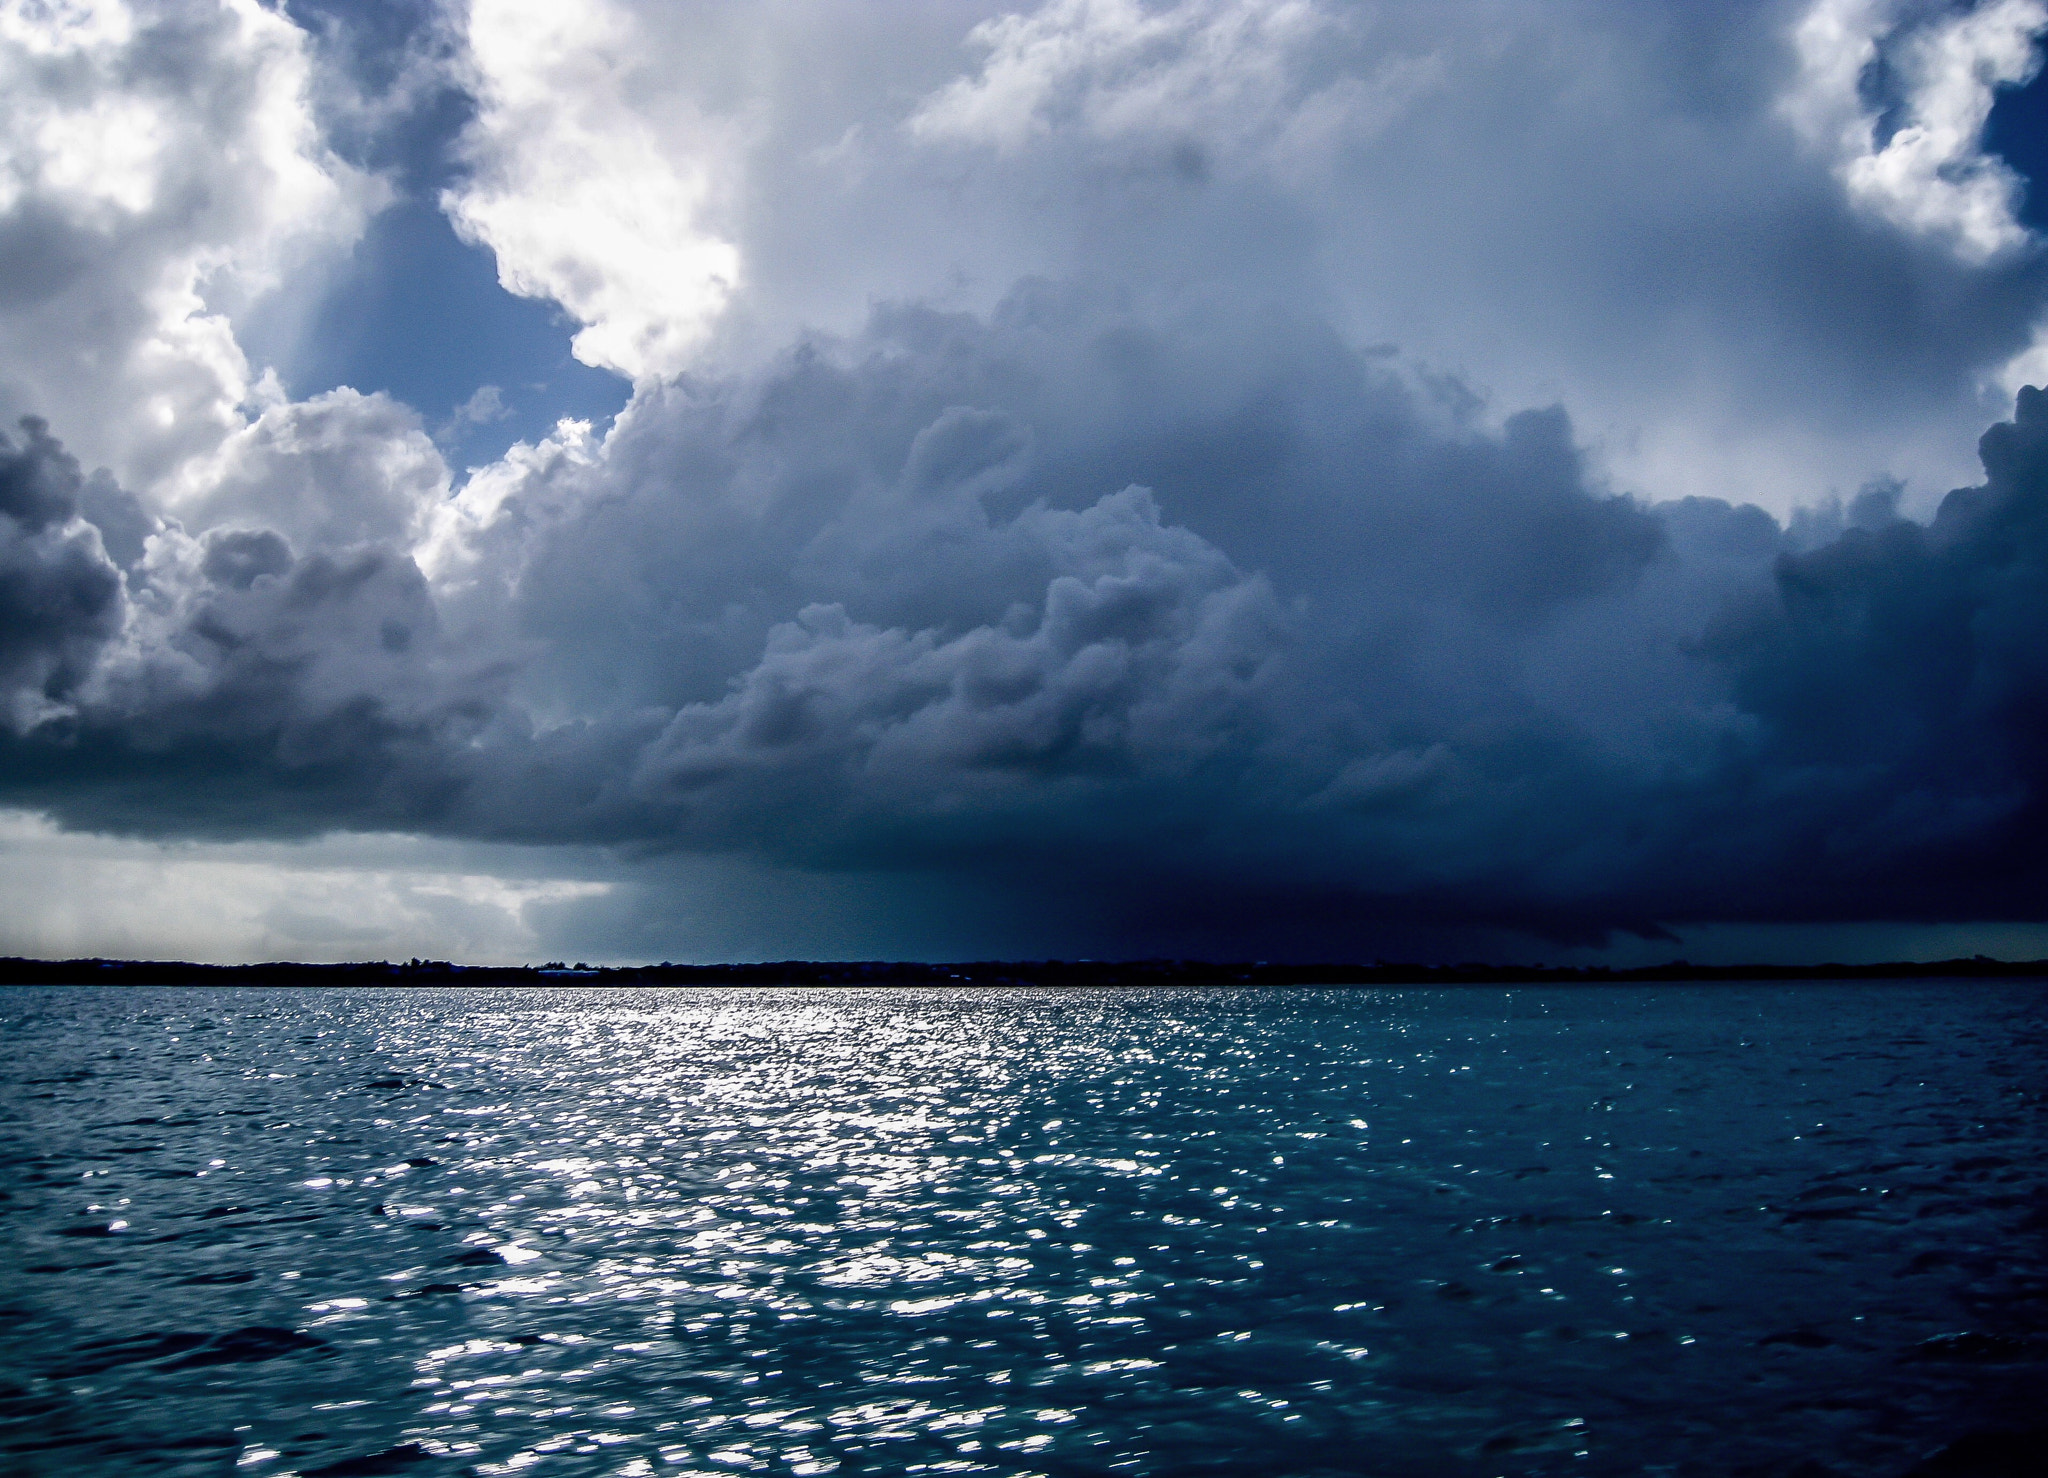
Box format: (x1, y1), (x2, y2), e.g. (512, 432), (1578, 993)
(0, 419), (124, 724)
(10, 310), (2048, 955)
(4, 0), (2048, 960)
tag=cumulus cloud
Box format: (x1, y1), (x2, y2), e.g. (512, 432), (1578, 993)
(440, 0), (743, 381)
(1788, 0), (2047, 263)
(6, 0), (2048, 960)
(165, 387), (449, 552)
(10, 269), (2048, 955)
(1703, 384), (2048, 921)
(0, 417), (123, 729)
(413, 0), (2048, 515)
(0, 0), (382, 496)
(622, 485), (1286, 851)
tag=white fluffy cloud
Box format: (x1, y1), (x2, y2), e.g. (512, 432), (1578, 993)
(165, 387), (450, 552)
(414, 0), (2048, 517)
(0, 0), (384, 496)
(441, 0), (743, 382)
(1788, 0), (2046, 264)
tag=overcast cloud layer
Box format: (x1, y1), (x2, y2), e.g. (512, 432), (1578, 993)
(3, 0), (2048, 963)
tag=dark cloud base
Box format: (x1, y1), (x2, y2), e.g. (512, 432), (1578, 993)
(7, 291), (2048, 960)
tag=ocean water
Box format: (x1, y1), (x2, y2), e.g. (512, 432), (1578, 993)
(1, 984), (2044, 1478)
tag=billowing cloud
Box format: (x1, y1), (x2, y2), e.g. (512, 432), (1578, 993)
(166, 387), (449, 551)
(4, 0), (2048, 961)
(0, 418), (123, 729)
(1703, 383), (2048, 922)
(1788, 0), (2046, 263)
(410, 0), (2048, 513)
(0, 0), (382, 495)
(440, 0), (743, 381)
(12, 291), (2048, 955)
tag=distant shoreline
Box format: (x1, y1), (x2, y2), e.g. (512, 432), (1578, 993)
(4, 955), (2046, 988)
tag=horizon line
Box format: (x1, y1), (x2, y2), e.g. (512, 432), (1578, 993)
(6, 954), (2046, 987)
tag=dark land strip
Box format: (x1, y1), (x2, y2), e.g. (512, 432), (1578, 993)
(4, 955), (2047, 988)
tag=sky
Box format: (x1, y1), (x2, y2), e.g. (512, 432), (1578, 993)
(4, 0), (2048, 966)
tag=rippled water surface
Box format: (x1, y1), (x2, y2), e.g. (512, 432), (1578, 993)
(3, 983), (2045, 1478)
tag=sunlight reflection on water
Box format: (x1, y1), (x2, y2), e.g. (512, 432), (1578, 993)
(2, 984), (2045, 1477)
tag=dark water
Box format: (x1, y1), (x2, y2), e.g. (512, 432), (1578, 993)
(2, 984), (2045, 1478)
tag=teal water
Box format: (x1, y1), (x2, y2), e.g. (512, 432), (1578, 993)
(1, 984), (2043, 1477)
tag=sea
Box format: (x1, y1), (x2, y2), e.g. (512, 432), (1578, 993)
(1, 982), (2043, 1478)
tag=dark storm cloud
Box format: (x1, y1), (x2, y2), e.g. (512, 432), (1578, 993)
(0, 410), (500, 839)
(0, 419), (124, 716)
(10, 281), (2048, 955)
(1701, 385), (2048, 922)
